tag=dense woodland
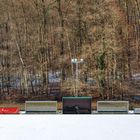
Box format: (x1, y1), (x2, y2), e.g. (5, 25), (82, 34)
(0, 0), (140, 103)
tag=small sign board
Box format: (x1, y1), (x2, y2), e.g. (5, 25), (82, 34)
(25, 101), (57, 114)
(62, 97), (92, 114)
(0, 108), (19, 114)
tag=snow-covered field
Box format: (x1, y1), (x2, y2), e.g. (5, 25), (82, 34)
(0, 115), (140, 140)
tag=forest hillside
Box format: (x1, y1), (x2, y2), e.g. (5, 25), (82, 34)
(0, 0), (140, 103)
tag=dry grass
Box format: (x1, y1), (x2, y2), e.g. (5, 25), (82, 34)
(0, 103), (25, 110)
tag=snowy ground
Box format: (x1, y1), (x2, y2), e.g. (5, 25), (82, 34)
(0, 115), (140, 140)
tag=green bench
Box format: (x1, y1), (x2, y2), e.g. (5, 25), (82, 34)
(62, 97), (92, 114)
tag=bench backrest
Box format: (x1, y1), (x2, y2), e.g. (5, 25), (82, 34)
(25, 101), (57, 113)
(134, 108), (140, 114)
(97, 101), (129, 113)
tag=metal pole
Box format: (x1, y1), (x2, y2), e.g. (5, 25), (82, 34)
(71, 59), (83, 96)
(76, 62), (78, 96)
